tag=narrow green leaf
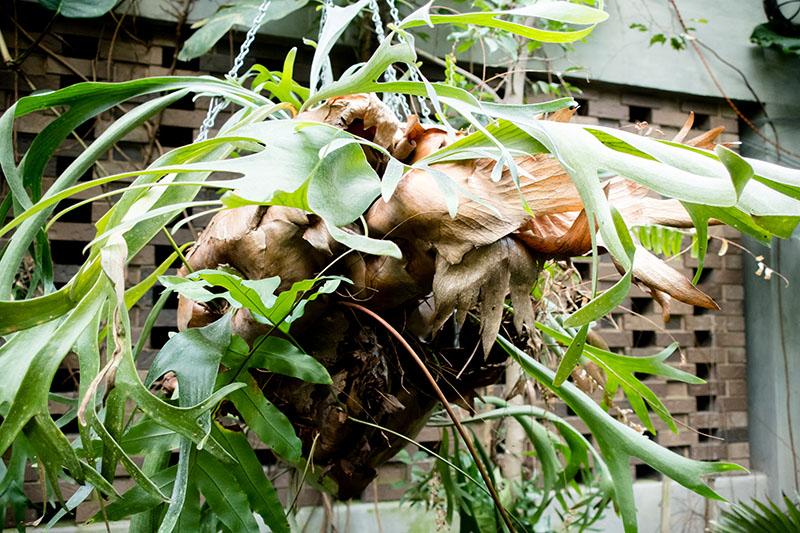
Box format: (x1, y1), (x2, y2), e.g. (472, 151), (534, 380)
(0, 278), (107, 457)
(309, 0), (371, 92)
(553, 324), (589, 387)
(498, 335), (745, 533)
(159, 439), (193, 533)
(400, 2), (608, 43)
(179, 0), (309, 61)
(195, 451), (260, 532)
(212, 423), (289, 533)
(325, 221), (402, 258)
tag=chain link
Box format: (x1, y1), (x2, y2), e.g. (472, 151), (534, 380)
(196, 0), (273, 142)
(197, 0), (432, 140)
(385, 0), (431, 121)
(368, 0), (412, 118)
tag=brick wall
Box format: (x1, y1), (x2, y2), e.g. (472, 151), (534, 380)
(1, 1), (751, 524)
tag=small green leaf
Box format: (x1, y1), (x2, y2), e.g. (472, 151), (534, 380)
(553, 324), (588, 387)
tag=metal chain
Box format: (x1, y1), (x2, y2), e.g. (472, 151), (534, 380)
(317, 0), (335, 89)
(368, 0), (412, 118)
(385, 0), (431, 121)
(196, 0), (273, 142)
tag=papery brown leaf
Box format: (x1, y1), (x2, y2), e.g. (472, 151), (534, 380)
(673, 112), (695, 144)
(649, 286), (672, 323)
(612, 245), (719, 310)
(431, 237), (541, 355)
(295, 93), (403, 153)
(515, 209), (592, 257)
(547, 107), (577, 123)
(685, 126), (725, 150)
(176, 205), (331, 335)
(367, 154), (582, 263)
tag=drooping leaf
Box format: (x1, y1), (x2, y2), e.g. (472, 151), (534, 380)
(38, 0), (116, 17)
(0, 278), (107, 457)
(553, 324), (589, 387)
(309, 0), (371, 93)
(211, 423), (289, 532)
(195, 450), (261, 532)
(498, 335), (745, 533)
(400, 1), (609, 43)
(179, 0), (310, 61)
(0, 78), (269, 297)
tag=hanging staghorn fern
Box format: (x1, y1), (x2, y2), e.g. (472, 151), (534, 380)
(1, 2), (800, 532)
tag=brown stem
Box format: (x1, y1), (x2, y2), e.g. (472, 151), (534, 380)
(340, 301), (516, 532)
(667, 0), (800, 160)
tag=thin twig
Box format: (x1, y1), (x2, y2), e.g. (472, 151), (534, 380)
(667, 0), (800, 159)
(416, 47), (500, 102)
(340, 301), (516, 532)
